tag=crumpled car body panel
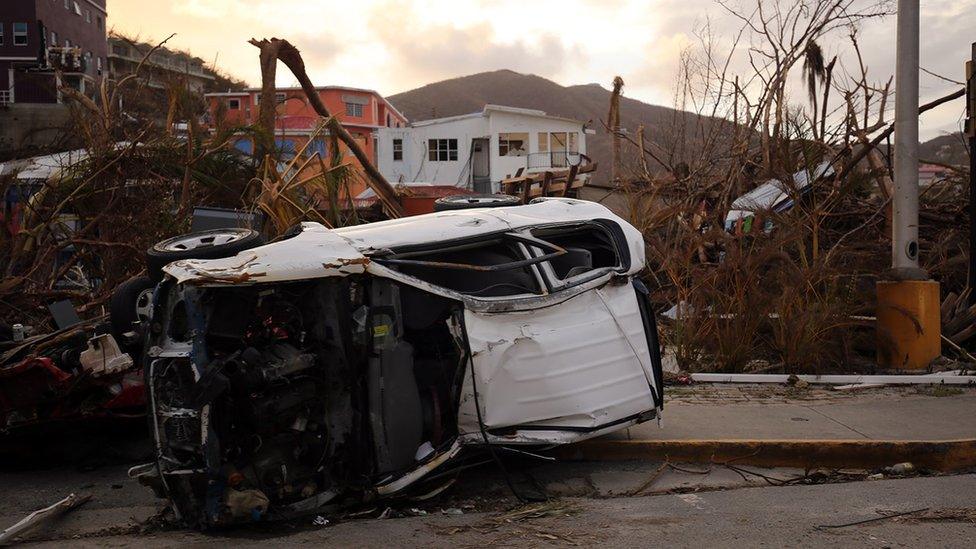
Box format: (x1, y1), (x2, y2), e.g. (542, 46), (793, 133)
(458, 284), (658, 439)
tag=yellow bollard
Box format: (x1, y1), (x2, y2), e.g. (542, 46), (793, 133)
(876, 280), (941, 370)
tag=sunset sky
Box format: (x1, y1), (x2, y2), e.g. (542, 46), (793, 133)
(107, 0), (975, 139)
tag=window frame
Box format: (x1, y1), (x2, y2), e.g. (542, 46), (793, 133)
(345, 102), (364, 117)
(526, 221), (626, 291)
(228, 98), (240, 110)
(372, 221), (629, 301)
(0, 24), (4, 47)
(498, 132), (529, 157)
(13, 22), (28, 47)
(373, 231), (559, 299)
(254, 92), (286, 105)
(427, 138), (458, 162)
(392, 138), (403, 161)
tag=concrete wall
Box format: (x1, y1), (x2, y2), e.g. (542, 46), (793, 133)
(377, 115), (488, 186)
(0, 103), (72, 154)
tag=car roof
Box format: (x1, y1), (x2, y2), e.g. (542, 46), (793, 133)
(163, 198), (646, 286)
(333, 198), (626, 251)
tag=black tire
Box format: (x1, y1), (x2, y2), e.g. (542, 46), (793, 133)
(109, 276), (156, 344)
(432, 194), (521, 212)
(146, 228), (265, 281)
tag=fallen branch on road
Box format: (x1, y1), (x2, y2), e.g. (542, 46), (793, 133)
(0, 493), (92, 544)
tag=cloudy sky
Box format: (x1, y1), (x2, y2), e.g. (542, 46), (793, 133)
(108, 0), (975, 140)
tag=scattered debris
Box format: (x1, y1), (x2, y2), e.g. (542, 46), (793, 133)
(627, 461), (671, 496)
(0, 318), (145, 431)
(688, 373), (975, 386)
(817, 507), (929, 529)
(312, 516), (330, 527)
(896, 507), (976, 523)
(493, 501), (583, 523)
(0, 493), (91, 545)
(884, 462), (915, 476)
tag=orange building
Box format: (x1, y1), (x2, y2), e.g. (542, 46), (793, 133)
(205, 86), (408, 196)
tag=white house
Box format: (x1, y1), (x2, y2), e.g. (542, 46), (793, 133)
(376, 105), (590, 193)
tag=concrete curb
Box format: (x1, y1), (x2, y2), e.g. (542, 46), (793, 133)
(556, 439), (976, 472)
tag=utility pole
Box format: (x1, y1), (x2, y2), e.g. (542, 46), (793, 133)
(967, 42), (976, 301)
(876, 0), (940, 370)
(891, 0), (922, 277)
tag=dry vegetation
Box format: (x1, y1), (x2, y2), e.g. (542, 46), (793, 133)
(619, 0), (971, 373)
(0, 38), (371, 331)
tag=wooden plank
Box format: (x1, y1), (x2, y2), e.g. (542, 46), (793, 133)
(500, 161), (597, 186)
(527, 177), (587, 198)
(520, 175), (533, 204)
(562, 164), (579, 197)
(541, 171), (553, 196)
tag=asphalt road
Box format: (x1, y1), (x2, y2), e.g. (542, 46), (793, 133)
(4, 457), (974, 547)
(3, 388), (974, 546)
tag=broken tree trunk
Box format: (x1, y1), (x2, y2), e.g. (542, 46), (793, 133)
(248, 38), (404, 219)
(255, 39), (281, 158)
(608, 76), (624, 184)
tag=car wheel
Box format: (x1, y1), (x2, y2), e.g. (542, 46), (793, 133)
(146, 228), (265, 281)
(432, 194), (521, 212)
(110, 276), (156, 344)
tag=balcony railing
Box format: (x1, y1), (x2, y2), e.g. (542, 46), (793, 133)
(526, 151), (582, 170)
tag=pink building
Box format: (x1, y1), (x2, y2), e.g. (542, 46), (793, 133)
(207, 86), (405, 170)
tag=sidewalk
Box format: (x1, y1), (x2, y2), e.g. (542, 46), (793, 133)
(612, 391), (976, 441)
(560, 388), (976, 471)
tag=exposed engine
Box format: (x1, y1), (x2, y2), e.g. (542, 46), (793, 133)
(145, 276), (462, 526)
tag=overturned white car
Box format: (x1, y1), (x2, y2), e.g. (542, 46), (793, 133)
(136, 198), (663, 526)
